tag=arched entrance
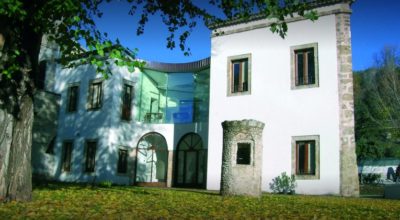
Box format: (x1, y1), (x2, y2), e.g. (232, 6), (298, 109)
(175, 133), (207, 188)
(135, 132), (168, 187)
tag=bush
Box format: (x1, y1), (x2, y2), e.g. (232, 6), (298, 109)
(361, 173), (381, 184)
(269, 172), (296, 194)
(98, 180), (113, 188)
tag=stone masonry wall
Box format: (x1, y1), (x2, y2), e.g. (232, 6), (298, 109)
(335, 7), (360, 197)
(220, 119), (264, 197)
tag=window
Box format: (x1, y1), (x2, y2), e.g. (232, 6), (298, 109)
(67, 84), (79, 112)
(61, 141), (73, 172)
(291, 43), (319, 89)
(87, 80), (103, 110)
(228, 54), (251, 95)
(232, 60), (248, 93)
(46, 136), (56, 154)
(296, 140), (315, 175)
(236, 143), (251, 165)
(117, 149), (128, 174)
(85, 141), (97, 173)
(292, 135), (320, 179)
(121, 82), (133, 121)
(35, 61), (46, 90)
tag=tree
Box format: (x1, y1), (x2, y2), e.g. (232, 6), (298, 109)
(0, 0), (318, 202)
(354, 46), (400, 161)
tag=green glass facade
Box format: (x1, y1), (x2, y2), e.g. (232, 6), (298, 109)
(136, 65), (209, 124)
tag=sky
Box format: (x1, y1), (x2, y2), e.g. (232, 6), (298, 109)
(94, 0), (400, 71)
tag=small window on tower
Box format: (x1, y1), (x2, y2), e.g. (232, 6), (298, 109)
(236, 143), (251, 165)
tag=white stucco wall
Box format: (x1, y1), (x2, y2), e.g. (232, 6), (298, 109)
(207, 14), (341, 194)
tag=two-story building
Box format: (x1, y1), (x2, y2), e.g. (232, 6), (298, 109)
(33, 0), (358, 196)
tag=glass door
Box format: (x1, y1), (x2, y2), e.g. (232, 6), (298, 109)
(136, 133), (168, 185)
(175, 133), (207, 188)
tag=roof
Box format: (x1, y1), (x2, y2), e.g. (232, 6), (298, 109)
(208, 0), (354, 30)
(144, 57), (210, 73)
(61, 45), (210, 73)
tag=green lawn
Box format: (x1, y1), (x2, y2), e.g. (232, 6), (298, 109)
(1, 184), (399, 219)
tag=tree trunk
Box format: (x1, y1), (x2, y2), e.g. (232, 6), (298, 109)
(0, 108), (14, 200)
(0, 1), (43, 202)
(0, 96), (34, 202)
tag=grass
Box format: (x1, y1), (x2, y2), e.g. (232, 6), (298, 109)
(0, 183), (399, 219)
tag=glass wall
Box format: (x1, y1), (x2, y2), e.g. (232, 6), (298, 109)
(136, 68), (209, 124)
(193, 69), (210, 123)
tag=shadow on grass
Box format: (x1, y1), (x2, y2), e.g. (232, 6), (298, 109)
(33, 180), (221, 197)
(33, 180), (95, 191)
(166, 187), (220, 196)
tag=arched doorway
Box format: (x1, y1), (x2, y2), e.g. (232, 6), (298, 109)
(175, 133), (207, 188)
(135, 132), (168, 187)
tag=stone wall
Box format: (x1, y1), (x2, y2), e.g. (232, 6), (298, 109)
(335, 7), (360, 197)
(220, 119), (264, 197)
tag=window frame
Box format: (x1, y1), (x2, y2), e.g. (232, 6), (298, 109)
(84, 140), (97, 173)
(233, 141), (254, 166)
(291, 135), (320, 180)
(87, 78), (103, 110)
(227, 54), (252, 96)
(290, 43), (319, 90)
(121, 80), (134, 121)
(66, 83), (80, 113)
(61, 140), (73, 172)
(117, 148), (129, 175)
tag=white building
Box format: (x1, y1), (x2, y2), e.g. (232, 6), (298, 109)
(33, 0), (358, 196)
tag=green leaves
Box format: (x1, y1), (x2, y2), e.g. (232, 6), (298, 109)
(269, 172), (297, 194)
(0, 0), (27, 20)
(73, 16), (80, 22)
(304, 10), (318, 21)
(95, 43), (105, 56)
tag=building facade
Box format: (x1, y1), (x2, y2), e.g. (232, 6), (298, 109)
(34, 52), (210, 188)
(207, 0), (358, 196)
(33, 0), (358, 196)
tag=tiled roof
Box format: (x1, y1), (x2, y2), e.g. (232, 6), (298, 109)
(208, 0), (354, 29)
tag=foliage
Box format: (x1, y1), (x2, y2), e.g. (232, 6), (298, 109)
(354, 46), (400, 161)
(0, 184), (399, 219)
(360, 173), (381, 184)
(98, 180), (113, 188)
(0, 0), (319, 80)
(269, 172), (296, 194)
